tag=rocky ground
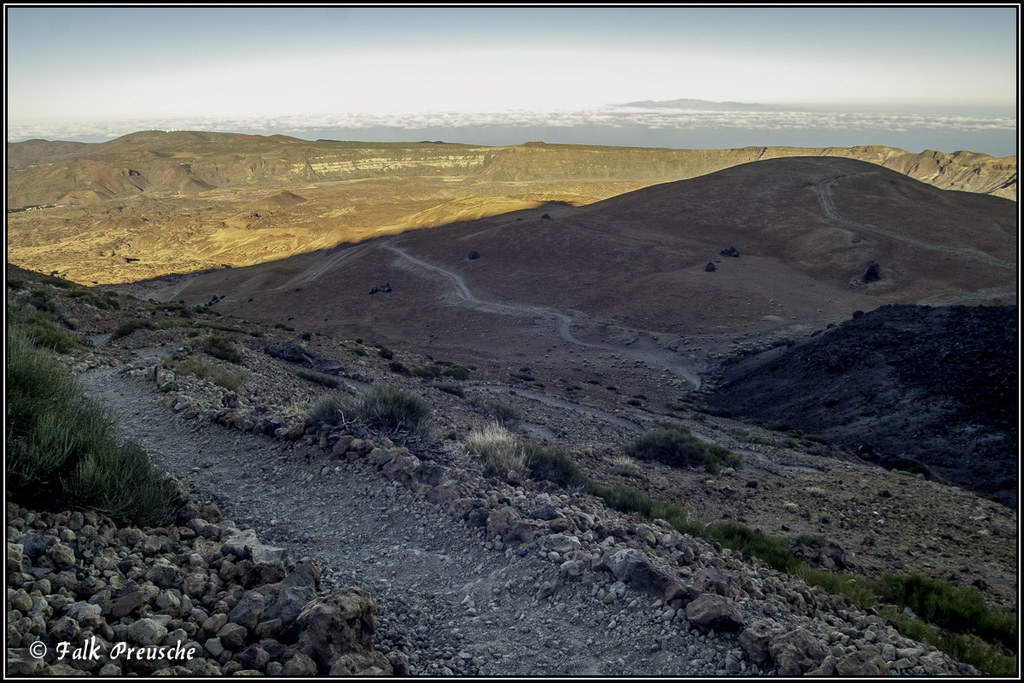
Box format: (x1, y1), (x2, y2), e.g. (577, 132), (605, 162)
(5, 271), (1017, 676)
(704, 304), (1018, 508)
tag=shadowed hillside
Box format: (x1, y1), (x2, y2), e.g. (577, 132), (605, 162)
(147, 157), (1015, 407)
(7, 133), (1016, 286)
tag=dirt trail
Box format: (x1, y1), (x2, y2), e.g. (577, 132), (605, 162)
(382, 240), (705, 390)
(816, 174), (1016, 271)
(76, 358), (742, 676)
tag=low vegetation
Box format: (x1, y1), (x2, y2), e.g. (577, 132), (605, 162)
(353, 384), (433, 438)
(7, 299), (79, 354)
(174, 356), (248, 392)
(625, 423), (741, 474)
(6, 327), (177, 526)
(296, 368), (340, 388)
(583, 477), (1015, 675)
(463, 423), (526, 479)
(465, 396), (521, 427)
(200, 333), (243, 364)
(305, 393), (346, 430)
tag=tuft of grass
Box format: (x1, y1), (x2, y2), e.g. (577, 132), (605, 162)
(175, 356), (248, 392)
(442, 364), (472, 381)
(464, 422), (526, 479)
(523, 444), (586, 488)
(111, 318), (155, 340)
(611, 455), (644, 479)
(296, 368), (340, 389)
(412, 364), (443, 379)
(433, 384), (465, 398)
(626, 423), (741, 474)
(355, 384), (432, 438)
(8, 304), (79, 353)
(466, 396), (521, 428)
(6, 327), (176, 526)
(305, 393), (346, 429)
(878, 573), (1017, 652)
(200, 333), (243, 364)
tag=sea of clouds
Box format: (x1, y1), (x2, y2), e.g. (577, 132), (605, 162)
(7, 105), (1016, 157)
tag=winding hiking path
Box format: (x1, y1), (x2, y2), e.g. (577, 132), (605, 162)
(381, 240), (705, 390)
(75, 357), (738, 677)
(816, 174), (1017, 271)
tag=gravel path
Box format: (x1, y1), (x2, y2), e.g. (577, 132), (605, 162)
(79, 361), (746, 677)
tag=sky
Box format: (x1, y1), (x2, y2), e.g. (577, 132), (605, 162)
(5, 5), (1020, 156)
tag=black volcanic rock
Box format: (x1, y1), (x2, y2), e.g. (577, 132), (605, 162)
(704, 262), (717, 272)
(719, 246), (740, 258)
(264, 342), (345, 375)
(704, 305), (1018, 507)
(862, 261), (881, 283)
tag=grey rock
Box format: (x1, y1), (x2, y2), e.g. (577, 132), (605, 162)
(768, 628), (830, 677)
(228, 591), (267, 631)
(685, 593), (745, 632)
(222, 528), (285, 565)
(128, 618), (169, 646)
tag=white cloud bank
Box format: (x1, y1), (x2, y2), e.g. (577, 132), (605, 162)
(7, 105), (1016, 156)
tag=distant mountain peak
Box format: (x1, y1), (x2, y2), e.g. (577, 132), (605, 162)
(615, 98), (784, 112)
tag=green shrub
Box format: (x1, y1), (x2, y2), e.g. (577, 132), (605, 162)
(626, 424), (741, 474)
(523, 445), (586, 488)
(442, 364), (471, 380)
(201, 333), (243, 364)
(306, 394), (346, 429)
(411, 364), (442, 379)
(466, 397), (521, 427)
(176, 356), (248, 391)
(8, 304), (80, 353)
(433, 384), (465, 398)
(23, 289), (55, 313)
(355, 384), (432, 437)
(6, 329), (176, 526)
(389, 361), (410, 375)
(40, 275), (75, 289)
(296, 368), (340, 388)
(111, 318), (155, 340)
(879, 573), (1017, 651)
(464, 423), (525, 479)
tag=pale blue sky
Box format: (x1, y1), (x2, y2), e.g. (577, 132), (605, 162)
(5, 6), (1019, 155)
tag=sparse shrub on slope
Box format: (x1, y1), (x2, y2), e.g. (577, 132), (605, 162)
(466, 396), (521, 428)
(306, 393), (346, 429)
(463, 422), (526, 480)
(201, 333), (243, 364)
(626, 423), (741, 474)
(523, 444), (586, 488)
(6, 327), (176, 526)
(175, 356), (248, 392)
(7, 302), (79, 353)
(355, 384), (432, 438)
(111, 318), (155, 340)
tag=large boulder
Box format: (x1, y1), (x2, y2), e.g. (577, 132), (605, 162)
(739, 619), (787, 665)
(296, 588), (392, 675)
(684, 593), (745, 632)
(768, 628), (830, 676)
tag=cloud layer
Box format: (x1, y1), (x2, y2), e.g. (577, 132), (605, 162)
(7, 106), (1016, 157)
